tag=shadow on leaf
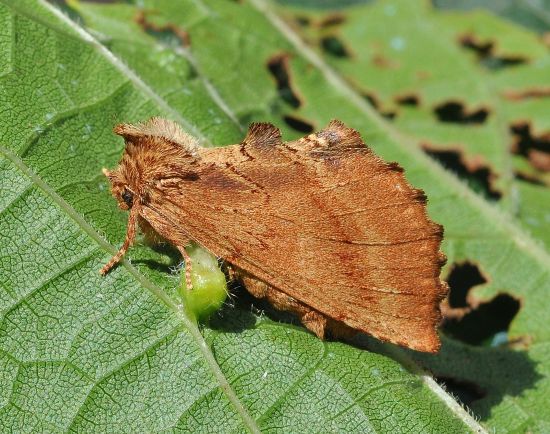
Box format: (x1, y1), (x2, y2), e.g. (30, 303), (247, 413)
(209, 284), (541, 423)
(131, 243), (182, 274)
(207, 283), (262, 333)
(413, 337), (541, 421)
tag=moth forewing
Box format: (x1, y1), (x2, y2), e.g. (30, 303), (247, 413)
(102, 117), (447, 353)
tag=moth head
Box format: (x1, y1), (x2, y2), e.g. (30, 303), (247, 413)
(104, 117), (200, 212)
(103, 168), (136, 211)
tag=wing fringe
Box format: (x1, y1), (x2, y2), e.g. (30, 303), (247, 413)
(243, 123), (282, 147)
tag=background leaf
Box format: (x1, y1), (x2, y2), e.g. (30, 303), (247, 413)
(1, 0), (549, 432)
(434, 0), (550, 34)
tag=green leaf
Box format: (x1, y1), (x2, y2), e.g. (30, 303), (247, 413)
(433, 0), (550, 34)
(0, 0), (548, 432)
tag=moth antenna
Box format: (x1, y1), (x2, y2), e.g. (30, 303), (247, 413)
(100, 205), (140, 275)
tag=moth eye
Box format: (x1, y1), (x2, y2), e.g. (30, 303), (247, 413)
(122, 189), (134, 207)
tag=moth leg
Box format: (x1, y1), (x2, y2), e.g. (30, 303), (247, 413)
(177, 245), (194, 291)
(265, 288), (328, 339)
(301, 311), (328, 339)
(223, 263), (238, 283)
(100, 206), (139, 275)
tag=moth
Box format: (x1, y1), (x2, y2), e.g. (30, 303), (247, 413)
(102, 117), (447, 352)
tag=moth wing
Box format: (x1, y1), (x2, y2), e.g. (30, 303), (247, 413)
(143, 121), (446, 352)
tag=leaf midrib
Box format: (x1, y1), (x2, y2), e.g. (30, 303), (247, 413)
(80, 0), (244, 136)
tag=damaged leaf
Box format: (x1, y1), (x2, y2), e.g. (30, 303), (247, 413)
(278, 0), (550, 241)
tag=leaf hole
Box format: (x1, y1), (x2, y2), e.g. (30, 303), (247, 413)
(294, 16), (311, 27)
(267, 54), (302, 109)
(459, 34), (527, 70)
(434, 101), (489, 124)
(511, 122), (550, 172)
(422, 147), (501, 200)
(134, 10), (190, 47)
(321, 36), (351, 58)
(442, 262), (521, 346)
(446, 262), (487, 309)
(515, 171), (547, 186)
(283, 115), (314, 133)
(460, 34), (492, 56)
(395, 94), (420, 106)
(443, 293), (521, 346)
(362, 92), (397, 120)
(318, 13), (346, 28)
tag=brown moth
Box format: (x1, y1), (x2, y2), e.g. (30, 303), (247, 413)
(102, 117), (447, 352)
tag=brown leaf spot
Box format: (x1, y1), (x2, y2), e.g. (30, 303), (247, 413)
(434, 101), (489, 124)
(459, 34), (527, 70)
(267, 53), (301, 109)
(502, 87), (550, 101)
(528, 150), (550, 172)
(416, 70), (432, 80)
(422, 146), (501, 200)
(511, 122), (550, 172)
(372, 54), (400, 69)
(134, 10), (190, 47)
